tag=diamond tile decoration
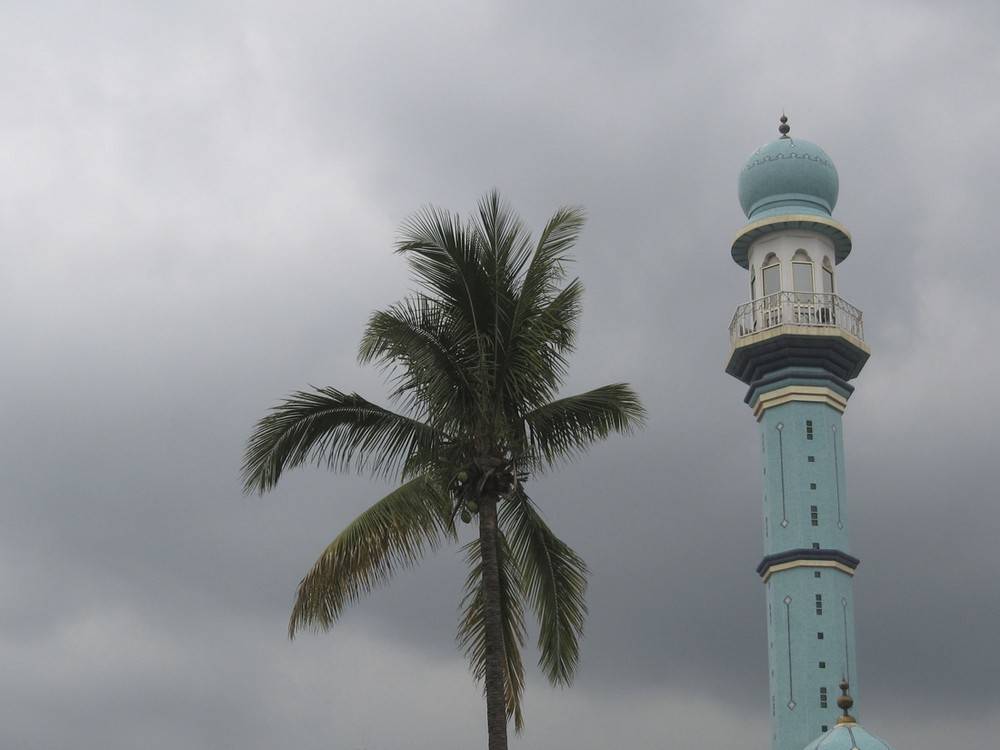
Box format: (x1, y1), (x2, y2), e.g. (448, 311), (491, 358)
(787, 700), (796, 710)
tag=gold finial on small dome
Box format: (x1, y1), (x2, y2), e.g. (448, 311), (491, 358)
(835, 679), (857, 725)
(778, 114), (791, 138)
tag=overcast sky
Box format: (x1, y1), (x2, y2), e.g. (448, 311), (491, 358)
(3, 1), (999, 748)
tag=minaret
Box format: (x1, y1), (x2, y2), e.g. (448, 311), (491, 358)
(726, 117), (871, 750)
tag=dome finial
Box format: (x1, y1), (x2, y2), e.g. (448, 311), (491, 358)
(778, 113), (791, 138)
(835, 679), (857, 725)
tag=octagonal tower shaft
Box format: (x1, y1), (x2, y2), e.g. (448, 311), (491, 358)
(754, 383), (861, 750)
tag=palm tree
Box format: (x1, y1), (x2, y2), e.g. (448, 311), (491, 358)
(242, 190), (644, 750)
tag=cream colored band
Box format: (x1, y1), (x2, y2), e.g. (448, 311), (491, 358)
(753, 385), (848, 420)
(760, 558), (856, 583)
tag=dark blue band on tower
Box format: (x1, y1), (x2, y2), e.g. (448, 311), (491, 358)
(756, 548), (860, 578)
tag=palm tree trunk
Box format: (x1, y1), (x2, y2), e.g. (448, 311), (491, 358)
(478, 493), (508, 750)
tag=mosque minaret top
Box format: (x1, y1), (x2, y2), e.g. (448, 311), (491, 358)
(731, 116), (851, 268)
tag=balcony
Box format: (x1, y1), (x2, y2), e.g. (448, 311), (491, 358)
(728, 292), (865, 345)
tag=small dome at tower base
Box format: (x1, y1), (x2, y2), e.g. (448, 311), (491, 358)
(801, 721), (895, 750)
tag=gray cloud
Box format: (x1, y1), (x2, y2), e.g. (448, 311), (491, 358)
(1, 1), (997, 748)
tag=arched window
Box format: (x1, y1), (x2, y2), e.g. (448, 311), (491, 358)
(762, 254), (780, 297)
(792, 250), (814, 296)
(822, 258), (834, 294)
(820, 258), (835, 323)
(791, 250), (816, 323)
(750, 265), (757, 300)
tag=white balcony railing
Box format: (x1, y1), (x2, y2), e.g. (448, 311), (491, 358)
(729, 292), (864, 344)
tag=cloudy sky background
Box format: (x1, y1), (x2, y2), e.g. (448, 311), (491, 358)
(3, 1), (999, 748)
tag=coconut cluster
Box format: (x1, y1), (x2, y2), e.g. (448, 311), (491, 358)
(451, 469), (479, 524)
(450, 464), (522, 523)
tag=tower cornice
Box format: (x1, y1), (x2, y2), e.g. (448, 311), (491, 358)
(732, 213), (852, 269)
(727, 327), (870, 386)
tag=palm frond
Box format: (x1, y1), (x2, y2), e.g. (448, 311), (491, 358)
(458, 535), (527, 732)
(518, 206), (585, 309)
(396, 204), (484, 341)
(288, 475), (455, 636)
(474, 190), (534, 321)
(242, 388), (439, 494)
(501, 490), (588, 685)
(499, 279), (585, 414)
(358, 299), (486, 431)
(524, 384), (647, 467)
(496, 207), (585, 419)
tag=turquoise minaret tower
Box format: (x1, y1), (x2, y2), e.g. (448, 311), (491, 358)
(726, 117), (871, 750)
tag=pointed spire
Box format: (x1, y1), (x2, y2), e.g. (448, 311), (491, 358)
(779, 113), (791, 138)
(835, 679), (857, 725)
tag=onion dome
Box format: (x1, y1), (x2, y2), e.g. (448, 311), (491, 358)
(800, 681), (895, 750)
(738, 115), (840, 221)
(731, 116), (852, 268)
